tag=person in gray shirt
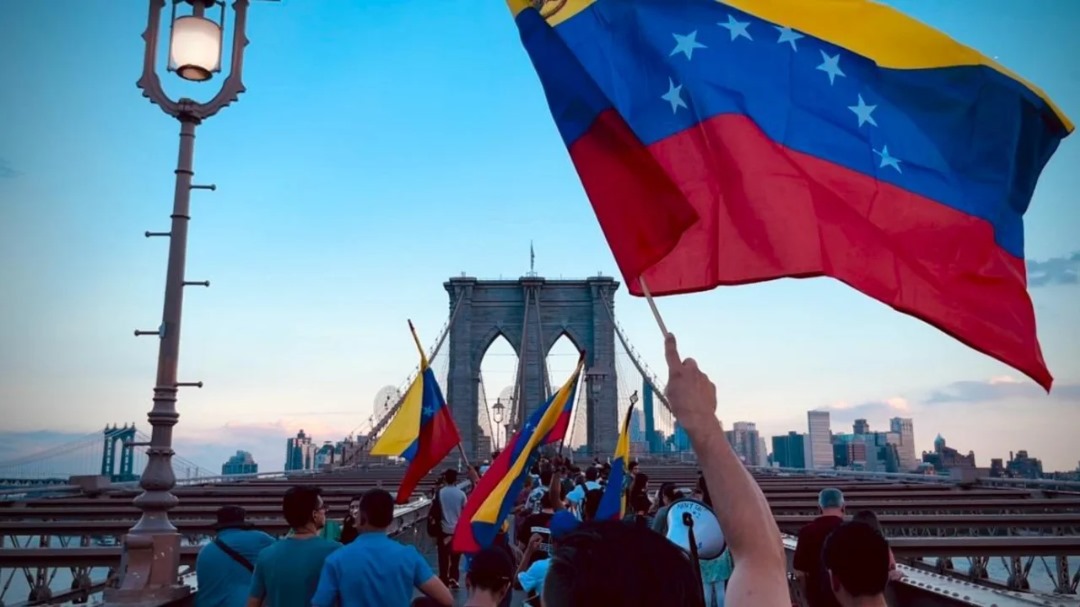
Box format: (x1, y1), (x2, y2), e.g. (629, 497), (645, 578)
(437, 469), (468, 588)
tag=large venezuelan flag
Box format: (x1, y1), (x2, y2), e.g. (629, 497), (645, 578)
(453, 352), (586, 553)
(595, 402), (634, 521)
(508, 0), (1072, 390)
(370, 321), (462, 504)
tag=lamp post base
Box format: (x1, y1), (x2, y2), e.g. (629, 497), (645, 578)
(102, 533), (191, 606)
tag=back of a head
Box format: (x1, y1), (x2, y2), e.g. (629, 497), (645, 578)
(544, 521), (700, 607)
(444, 469), (459, 484)
(819, 487), (845, 511)
(824, 522), (890, 598)
(585, 467), (599, 482)
(852, 510), (883, 534)
(582, 489), (604, 521)
(466, 547), (513, 594)
(359, 488), (395, 529)
(283, 486), (321, 529)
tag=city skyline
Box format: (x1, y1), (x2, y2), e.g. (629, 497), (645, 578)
(1, 1), (1078, 474)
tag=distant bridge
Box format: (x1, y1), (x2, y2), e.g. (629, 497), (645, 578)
(0, 425), (215, 490)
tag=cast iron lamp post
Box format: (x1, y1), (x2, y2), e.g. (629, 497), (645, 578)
(492, 398), (506, 450)
(107, 1), (251, 602)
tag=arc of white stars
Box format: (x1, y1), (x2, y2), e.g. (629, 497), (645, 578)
(718, 15), (752, 41)
(671, 31), (707, 60)
(817, 50), (846, 85)
(774, 26), (803, 51)
(662, 78), (688, 114)
(848, 94), (878, 127)
(874, 146), (902, 173)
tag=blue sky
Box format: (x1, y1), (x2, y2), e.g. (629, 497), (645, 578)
(0, 0), (1078, 474)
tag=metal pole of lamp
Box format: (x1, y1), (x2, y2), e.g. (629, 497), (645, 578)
(108, 1), (251, 602)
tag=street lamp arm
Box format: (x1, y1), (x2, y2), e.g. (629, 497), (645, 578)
(199, 0), (250, 120)
(137, 0), (182, 118)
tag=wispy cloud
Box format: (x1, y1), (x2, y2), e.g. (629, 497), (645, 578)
(926, 376), (1080, 404)
(0, 158), (19, 179)
(1027, 252), (1080, 287)
(817, 397), (913, 428)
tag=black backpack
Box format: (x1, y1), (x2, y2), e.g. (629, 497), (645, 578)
(427, 489), (444, 537)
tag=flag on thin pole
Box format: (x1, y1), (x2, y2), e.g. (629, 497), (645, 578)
(506, 0), (1072, 390)
(370, 321), (462, 504)
(453, 352), (586, 553)
(595, 401), (634, 521)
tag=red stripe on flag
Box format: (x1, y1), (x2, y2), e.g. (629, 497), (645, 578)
(395, 406), (461, 505)
(572, 112), (1050, 389)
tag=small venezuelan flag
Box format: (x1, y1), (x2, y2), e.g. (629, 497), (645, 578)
(595, 401), (634, 521)
(507, 0), (1072, 390)
(370, 321), (462, 504)
(453, 352), (586, 553)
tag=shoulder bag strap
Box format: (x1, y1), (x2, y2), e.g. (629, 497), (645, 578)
(214, 537), (254, 572)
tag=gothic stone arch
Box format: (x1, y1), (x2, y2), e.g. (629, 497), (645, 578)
(444, 276), (619, 460)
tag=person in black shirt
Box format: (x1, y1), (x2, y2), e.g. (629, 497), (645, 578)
(794, 488), (846, 607)
(516, 492), (555, 568)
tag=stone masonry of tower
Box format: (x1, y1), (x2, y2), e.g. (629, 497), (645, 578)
(444, 276), (619, 460)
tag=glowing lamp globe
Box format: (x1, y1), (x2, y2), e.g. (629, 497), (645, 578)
(170, 14), (222, 81)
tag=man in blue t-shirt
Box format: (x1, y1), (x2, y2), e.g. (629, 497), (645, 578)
(312, 488), (453, 607)
(196, 506), (274, 607)
(248, 486), (340, 607)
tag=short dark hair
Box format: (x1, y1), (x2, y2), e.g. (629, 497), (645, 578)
(444, 469), (459, 484)
(283, 486), (322, 529)
(852, 510), (883, 535)
(544, 521), (698, 606)
(466, 547), (513, 593)
(824, 522), (890, 598)
(582, 489), (604, 521)
(359, 488), (395, 529)
(585, 467), (599, 482)
(539, 469), (554, 486)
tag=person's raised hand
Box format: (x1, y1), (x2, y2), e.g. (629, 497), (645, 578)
(663, 332), (718, 429)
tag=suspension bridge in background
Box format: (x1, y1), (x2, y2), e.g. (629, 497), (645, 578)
(0, 425), (214, 490)
(343, 274), (684, 467)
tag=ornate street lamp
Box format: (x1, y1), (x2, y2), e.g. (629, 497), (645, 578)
(492, 398), (506, 449)
(110, 1), (252, 602)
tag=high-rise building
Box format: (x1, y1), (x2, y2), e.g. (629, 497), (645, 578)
(725, 422), (761, 465)
(314, 441), (336, 469)
(889, 417), (917, 471)
(807, 411), (833, 470)
(853, 419), (870, 435)
(286, 429), (316, 472)
(771, 432), (806, 468)
(757, 436), (769, 467)
(671, 424), (691, 452)
(222, 450), (258, 476)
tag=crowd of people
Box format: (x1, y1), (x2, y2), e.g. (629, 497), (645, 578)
(194, 334), (903, 607)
